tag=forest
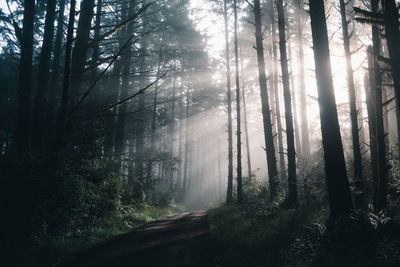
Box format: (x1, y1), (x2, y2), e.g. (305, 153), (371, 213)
(1, 0), (400, 266)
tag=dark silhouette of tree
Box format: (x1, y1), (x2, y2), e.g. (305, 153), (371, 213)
(233, 0), (243, 204)
(32, 0), (57, 150)
(14, 0), (35, 152)
(224, 0), (234, 204)
(277, 0), (297, 208)
(253, 0), (279, 201)
(339, 0), (364, 208)
(308, 0), (353, 222)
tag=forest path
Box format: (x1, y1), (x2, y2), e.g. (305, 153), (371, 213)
(54, 210), (214, 267)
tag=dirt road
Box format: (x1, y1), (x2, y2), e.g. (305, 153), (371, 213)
(54, 210), (214, 267)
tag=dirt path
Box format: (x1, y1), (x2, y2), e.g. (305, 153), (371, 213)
(54, 210), (214, 267)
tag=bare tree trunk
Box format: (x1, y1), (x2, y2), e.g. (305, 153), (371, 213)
(15, 0), (35, 152)
(356, 83), (365, 145)
(168, 75), (176, 190)
(90, 0), (103, 82)
(56, 0), (76, 147)
(223, 0), (234, 204)
(47, 0), (66, 128)
(308, 0), (353, 223)
(183, 79), (190, 197)
(288, 41), (302, 158)
(339, 0), (364, 208)
(252, 0), (279, 200)
(270, 3), (286, 186)
(70, 0), (95, 104)
(239, 38), (252, 180)
(233, 0), (243, 204)
(277, 0), (297, 208)
(365, 58), (378, 209)
(177, 86), (183, 190)
(371, 0), (387, 212)
(382, 0), (400, 129)
(114, 1), (135, 171)
(32, 0), (57, 149)
(148, 44), (164, 184)
(295, 0), (311, 157)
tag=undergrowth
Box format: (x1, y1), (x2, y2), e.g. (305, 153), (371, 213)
(1, 204), (185, 267)
(208, 199), (400, 266)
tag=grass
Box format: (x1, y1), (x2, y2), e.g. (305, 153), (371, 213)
(1, 204), (186, 267)
(208, 202), (327, 267)
(208, 201), (400, 267)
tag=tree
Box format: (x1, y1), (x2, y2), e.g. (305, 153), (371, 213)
(224, 0), (234, 204)
(308, 0), (353, 223)
(270, 1), (287, 186)
(32, 0), (57, 150)
(253, 0), (279, 200)
(339, 0), (364, 208)
(14, 0), (35, 152)
(276, 0), (297, 208)
(294, 0), (310, 157)
(233, 0), (243, 204)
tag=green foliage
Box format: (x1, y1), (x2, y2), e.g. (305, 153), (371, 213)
(209, 198), (400, 266)
(208, 202), (323, 267)
(1, 204), (185, 267)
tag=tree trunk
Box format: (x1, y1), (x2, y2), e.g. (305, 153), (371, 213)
(32, 0), (57, 150)
(253, 0), (279, 201)
(382, 0), (400, 130)
(223, 0), (234, 204)
(277, 0), (297, 208)
(15, 0), (35, 152)
(295, 0), (311, 157)
(70, 0), (95, 104)
(308, 0), (353, 222)
(233, 0), (243, 204)
(147, 43), (164, 184)
(339, 0), (364, 208)
(270, 3), (287, 186)
(177, 86), (184, 190)
(47, 0), (66, 128)
(90, 0), (103, 82)
(56, 0), (76, 147)
(288, 40), (302, 158)
(240, 46), (252, 180)
(365, 56), (378, 209)
(114, 2), (135, 171)
(183, 79), (191, 197)
(356, 83), (365, 145)
(169, 74), (177, 190)
(371, 0), (387, 212)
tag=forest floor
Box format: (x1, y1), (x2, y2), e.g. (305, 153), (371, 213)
(54, 210), (214, 267)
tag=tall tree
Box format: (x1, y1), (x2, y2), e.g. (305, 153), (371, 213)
(366, 52), (378, 209)
(276, 0), (297, 208)
(371, 0), (387, 211)
(223, 0), (234, 204)
(239, 39), (252, 180)
(308, 0), (353, 222)
(339, 0), (364, 208)
(15, 0), (35, 152)
(32, 0), (57, 149)
(70, 0), (95, 103)
(294, 0), (310, 157)
(382, 0), (400, 125)
(114, 1), (135, 171)
(47, 0), (66, 127)
(233, 0), (243, 204)
(253, 0), (278, 200)
(270, 2), (287, 185)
